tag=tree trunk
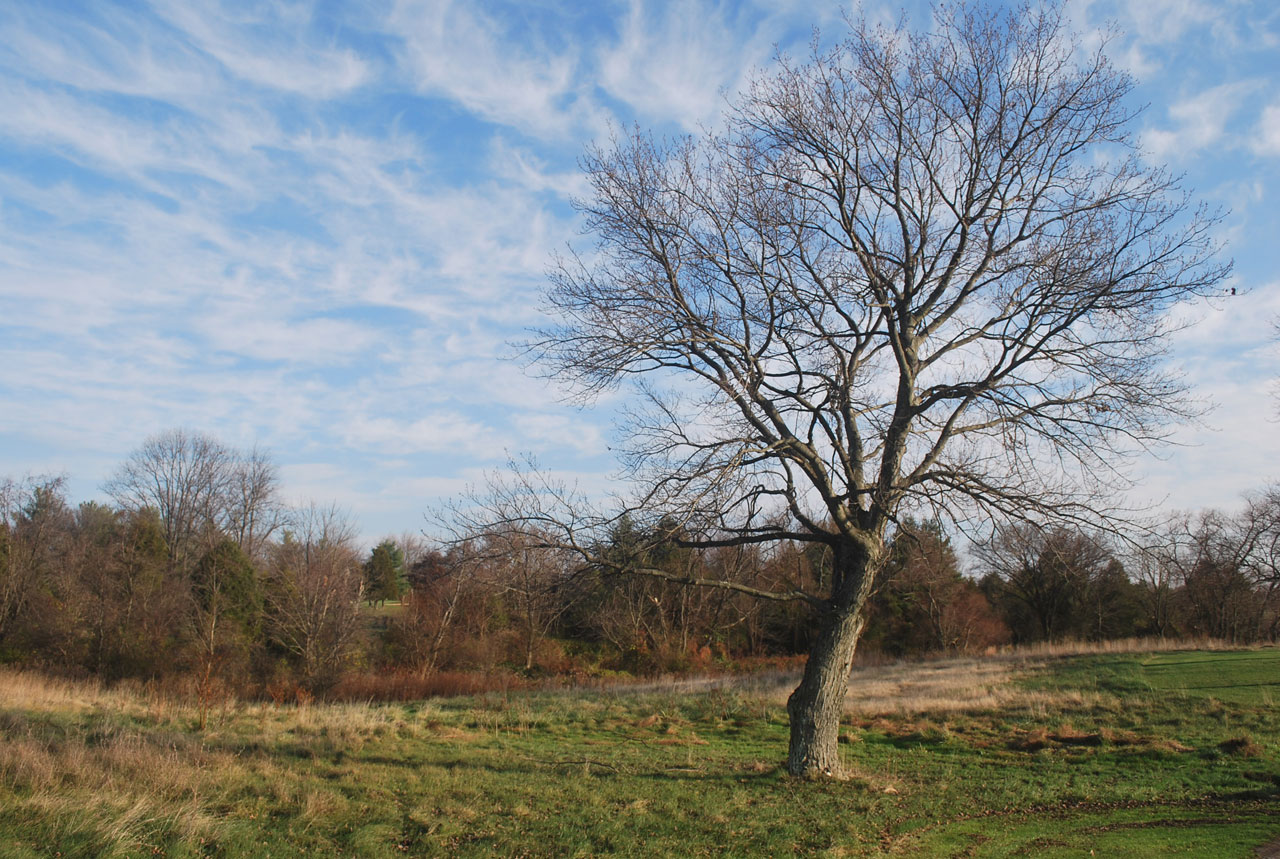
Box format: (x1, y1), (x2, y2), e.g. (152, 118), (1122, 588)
(786, 538), (880, 778)
(786, 606), (865, 777)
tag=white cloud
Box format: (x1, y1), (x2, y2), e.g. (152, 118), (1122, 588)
(0, 81), (241, 191)
(341, 414), (504, 458)
(0, 4), (218, 102)
(277, 462), (361, 509)
(487, 136), (591, 200)
(515, 413), (608, 457)
(1166, 280), (1280, 355)
(151, 0), (372, 98)
(1132, 370), (1280, 514)
(1253, 102), (1280, 157)
(1116, 0), (1223, 46)
(1070, 0), (1276, 78)
(1141, 280), (1280, 510)
(599, 0), (756, 131)
(1141, 81), (1258, 159)
(202, 314), (382, 364)
(389, 0), (597, 139)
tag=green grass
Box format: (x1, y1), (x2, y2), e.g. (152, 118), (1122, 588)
(360, 600), (407, 621)
(1029, 647), (1280, 706)
(1135, 649), (1280, 706)
(1, 648), (1278, 856)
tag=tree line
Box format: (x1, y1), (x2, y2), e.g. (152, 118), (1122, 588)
(0, 429), (366, 695)
(2, 429), (1276, 698)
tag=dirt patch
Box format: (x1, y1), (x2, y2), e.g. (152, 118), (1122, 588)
(1050, 725), (1103, 747)
(1153, 738), (1195, 753)
(1219, 736), (1265, 758)
(1002, 725), (1195, 754)
(1008, 728), (1050, 752)
(1257, 835), (1280, 858)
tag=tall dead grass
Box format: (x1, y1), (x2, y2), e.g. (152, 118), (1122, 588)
(0, 667), (459, 855)
(0, 669), (119, 715)
(0, 689), (231, 855)
(995, 636), (1231, 659)
(327, 669), (522, 702)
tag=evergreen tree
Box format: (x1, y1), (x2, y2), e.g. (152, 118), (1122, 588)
(364, 540), (405, 607)
(192, 539), (262, 635)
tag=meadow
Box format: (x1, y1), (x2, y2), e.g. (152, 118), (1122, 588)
(0, 645), (1277, 857)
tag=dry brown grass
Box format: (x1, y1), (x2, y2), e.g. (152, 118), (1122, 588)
(0, 666), (455, 738)
(748, 637), (1231, 717)
(328, 669), (527, 701)
(0, 714), (229, 854)
(0, 667), (462, 856)
(821, 656), (1097, 716)
(569, 637), (1232, 710)
(840, 658), (1029, 714)
(994, 635), (1229, 659)
(0, 669), (124, 715)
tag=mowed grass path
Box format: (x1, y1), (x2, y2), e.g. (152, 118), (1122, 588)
(0, 647), (1277, 857)
(1136, 649), (1280, 705)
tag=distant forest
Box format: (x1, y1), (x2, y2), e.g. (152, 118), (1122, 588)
(2, 428), (1277, 701)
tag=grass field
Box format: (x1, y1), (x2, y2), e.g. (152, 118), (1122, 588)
(0, 646), (1277, 857)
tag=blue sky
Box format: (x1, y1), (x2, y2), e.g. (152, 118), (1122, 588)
(1, 0), (1278, 546)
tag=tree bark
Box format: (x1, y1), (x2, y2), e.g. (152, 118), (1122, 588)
(785, 541), (876, 778)
(786, 605), (865, 777)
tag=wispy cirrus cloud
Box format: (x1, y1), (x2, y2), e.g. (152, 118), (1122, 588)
(1072, 0), (1276, 77)
(1, 0), (1276, 544)
(599, 0), (763, 131)
(1141, 80), (1260, 159)
(150, 0), (374, 98)
(389, 0), (602, 140)
(1254, 102), (1280, 157)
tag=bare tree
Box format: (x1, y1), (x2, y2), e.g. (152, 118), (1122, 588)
(460, 2), (1226, 777)
(105, 429), (232, 573)
(473, 528), (577, 672)
(1251, 487), (1280, 639)
(223, 446), (283, 564)
(394, 546), (472, 674)
(1151, 499), (1280, 643)
(264, 503), (364, 691)
(1138, 518), (1181, 638)
(105, 429), (281, 574)
(1178, 510), (1263, 641)
(395, 531), (432, 582)
(1241, 485), (1280, 604)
